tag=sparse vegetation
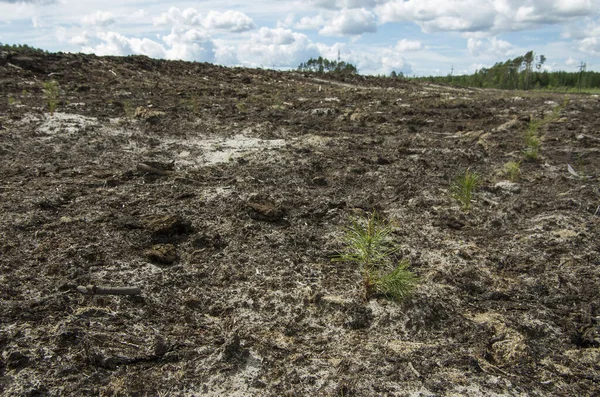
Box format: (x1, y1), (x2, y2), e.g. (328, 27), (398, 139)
(523, 120), (541, 161)
(236, 101), (248, 114)
(333, 211), (418, 302)
(503, 161), (521, 181)
(522, 99), (566, 162)
(42, 80), (60, 114)
(450, 168), (480, 210)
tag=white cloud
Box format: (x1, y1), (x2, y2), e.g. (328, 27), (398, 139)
(319, 8), (377, 36)
(554, 0), (595, 16)
(153, 7), (203, 27)
(153, 7), (254, 33)
(380, 50), (410, 75)
(295, 14), (327, 30)
(69, 31), (91, 45)
(81, 11), (115, 28)
(467, 36), (513, 57)
(203, 10), (255, 32)
(579, 36), (600, 55)
(346, 48), (414, 75)
(277, 13), (295, 28)
(80, 27), (216, 63)
(55, 26), (67, 42)
(375, 0), (600, 34)
(31, 16), (43, 28)
(236, 27), (320, 68)
(395, 38), (422, 52)
(304, 0), (378, 9)
(162, 28), (215, 61)
(565, 57), (578, 66)
(129, 9), (147, 22)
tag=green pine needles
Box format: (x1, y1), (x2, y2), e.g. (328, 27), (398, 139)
(450, 168), (480, 211)
(42, 80), (60, 115)
(333, 211), (418, 302)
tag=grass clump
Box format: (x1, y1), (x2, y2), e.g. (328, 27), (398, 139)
(332, 211), (418, 302)
(450, 168), (480, 211)
(503, 161), (521, 181)
(42, 80), (60, 114)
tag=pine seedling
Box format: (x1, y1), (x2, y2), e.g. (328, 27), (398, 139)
(42, 80), (60, 115)
(503, 161), (521, 181)
(450, 168), (480, 211)
(333, 211), (417, 302)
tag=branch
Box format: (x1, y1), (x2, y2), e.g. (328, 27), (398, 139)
(76, 285), (141, 296)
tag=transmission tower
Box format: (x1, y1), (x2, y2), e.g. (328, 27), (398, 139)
(578, 62), (587, 92)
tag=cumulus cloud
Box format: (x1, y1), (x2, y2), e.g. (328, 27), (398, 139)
(153, 7), (202, 27)
(319, 8), (377, 36)
(203, 10), (255, 32)
(579, 36), (600, 55)
(81, 11), (115, 27)
(69, 31), (91, 45)
(467, 36), (513, 57)
(347, 48), (413, 75)
(395, 39), (422, 52)
(0, 0), (57, 3)
(80, 27), (216, 63)
(375, 0), (600, 34)
(153, 7), (254, 33)
(236, 27), (320, 68)
(565, 57), (578, 66)
(295, 14), (327, 30)
(304, 0), (378, 9)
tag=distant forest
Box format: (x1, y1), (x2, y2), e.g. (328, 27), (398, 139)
(3, 43), (598, 91)
(412, 51), (600, 91)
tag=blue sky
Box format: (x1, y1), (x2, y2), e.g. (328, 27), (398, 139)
(1, 0), (599, 76)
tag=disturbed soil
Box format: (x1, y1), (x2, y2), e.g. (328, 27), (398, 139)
(1, 51), (600, 396)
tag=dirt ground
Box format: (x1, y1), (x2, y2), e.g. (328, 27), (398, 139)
(1, 51), (599, 396)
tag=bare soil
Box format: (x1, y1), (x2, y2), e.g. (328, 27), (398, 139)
(1, 51), (599, 396)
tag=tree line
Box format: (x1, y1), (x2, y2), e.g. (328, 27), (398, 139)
(413, 51), (600, 91)
(297, 56), (358, 75)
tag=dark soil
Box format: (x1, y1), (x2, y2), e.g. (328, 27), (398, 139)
(1, 50), (599, 396)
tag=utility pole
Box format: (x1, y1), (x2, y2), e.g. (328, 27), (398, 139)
(578, 62), (586, 92)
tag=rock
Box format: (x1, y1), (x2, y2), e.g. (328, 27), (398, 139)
(145, 243), (178, 264)
(494, 181), (521, 194)
(310, 108), (337, 116)
(493, 118), (521, 132)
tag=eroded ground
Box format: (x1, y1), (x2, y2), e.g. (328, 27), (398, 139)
(1, 52), (599, 396)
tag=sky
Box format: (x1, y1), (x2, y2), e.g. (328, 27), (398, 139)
(0, 0), (599, 76)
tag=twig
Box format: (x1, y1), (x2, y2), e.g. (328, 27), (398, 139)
(76, 285), (141, 296)
(137, 163), (169, 176)
(407, 362), (422, 378)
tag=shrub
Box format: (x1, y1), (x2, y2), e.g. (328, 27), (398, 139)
(450, 168), (480, 210)
(332, 211), (417, 302)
